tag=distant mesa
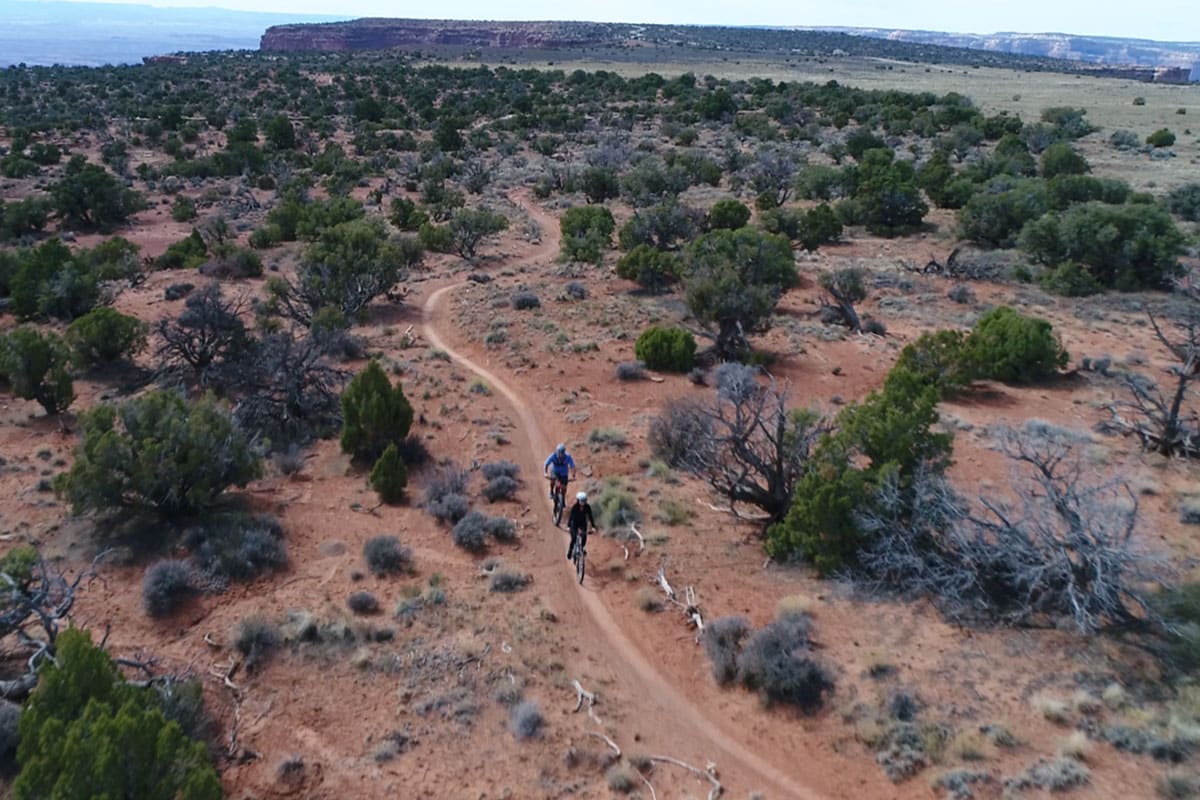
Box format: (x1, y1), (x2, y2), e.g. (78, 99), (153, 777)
(259, 18), (1200, 82)
(259, 18), (599, 52)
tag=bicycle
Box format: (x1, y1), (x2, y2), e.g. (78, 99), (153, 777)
(547, 475), (568, 527)
(568, 528), (587, 584)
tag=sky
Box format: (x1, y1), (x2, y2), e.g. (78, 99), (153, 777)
(28, 0), (1200, 42)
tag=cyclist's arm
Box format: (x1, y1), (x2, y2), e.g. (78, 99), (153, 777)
(585, 505), (596, 531)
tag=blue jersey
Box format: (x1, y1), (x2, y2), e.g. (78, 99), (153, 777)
(544, 451), (575, 478)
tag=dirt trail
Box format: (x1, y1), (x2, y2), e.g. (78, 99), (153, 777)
(419, 194), (822, 799)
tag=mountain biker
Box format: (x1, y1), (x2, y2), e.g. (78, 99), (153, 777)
(567, 491), (596, 562)
(543, 443), (576, 500)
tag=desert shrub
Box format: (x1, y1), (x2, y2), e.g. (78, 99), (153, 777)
(795, 203), (843, 251)
(563, 281), (587, 300)
(1039, 142), (1090, 178)
(736, 615), (833, 712)
(340, 360), (414, 463)
(511, 291), (540, 310)
(704, 615), (751, 685)
(6, 238), (100, 320)
(489, 569), (530, 593)
(486, 516), (516, 542)
(889, 330), (972, 395)
(1038, 261), (1103, 297)
(594, 479), (641, 530)
(1109, 129), (1140, 150)
(606, 763), (638, 793)
(480, 460), (519, 481)
(615, 361), (646, 381)
(370, 443), (408, 504)
(510, 701), (544, 740)
(634, 326), (696, 373)
(14, 629), (221, 800)
(171, 196), (197, 222)
(427, 492), (469, 524)
(1168, 184), (1200, 222)
(482, 475), (519, 502)
(706, 198), (751, 230)
(424, 462), (469, 522)
(0, 328), (74, 415)
(389, 197), (429, 231)
(559, 205), (615, 264)
(363, 535), (413, 576)
(957, 177), (1049, 248)
(1005, 758), (1090, 792)
(946, 284), (975, 304)
(614, 245), (680, 292)
(164, 282), (194, 301)
(66, 307), (148, 369)
(347, 591), (380, 615)
(451, 511), (489, 551)
(1019, 202), (1185, 291)
(964, 306), (1068, 384)
(142, 560), (197, 617)
(769, 374), (951, 572)
(1148, 128), (1177, 148)
(155, 229), (208, 270)
(186, 513), (287, 585)
(233, 616), (280, 670)
(57, 391), (262, 518)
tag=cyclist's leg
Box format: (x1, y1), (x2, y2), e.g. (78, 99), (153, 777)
(567, 525), (577, 560)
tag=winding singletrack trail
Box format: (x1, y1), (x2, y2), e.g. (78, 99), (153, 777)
(419, 193), (822, 799)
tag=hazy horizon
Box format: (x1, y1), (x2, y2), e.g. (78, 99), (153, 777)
(19, 0), (1200, 43)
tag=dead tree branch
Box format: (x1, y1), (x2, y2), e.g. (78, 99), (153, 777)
(646, 755), (723, 800)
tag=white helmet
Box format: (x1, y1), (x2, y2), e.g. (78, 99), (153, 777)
(576, 491), (588, 502)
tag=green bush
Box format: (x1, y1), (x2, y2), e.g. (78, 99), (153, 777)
(887, 330), (971, 396)
(369, 443), (408, 504)
(8, 238), (99, 321)
(1018, 202), (1184, 291)
(66, 307), (148, 368)
(154, 229), (208, 270)
(614, 245), (680, 292)
(388, 197), (429, 231)
(706, 199), (751, 231)
(1147, 128), (1177, 148)
(1039, 142), (1090, 179)
(769, 380), (951, 573)
(1167, 183), (1200, 222)
(340, 360), (414, 462)
(0, 328), (74, 415)
(964, 306), (1068, 384)
(170, 196), (197, 222)
(15, 629), (221, 800)
(1037, 261), (1102, 297)
(798, 203), (843, 251)
(635, 326), (697, 373)
(957, 177), (1049, 248)
(559, 205), (616, 264)
(50, 159), (144, 232)
(417, 221), (454, 253)
(57, 391), (262, 518)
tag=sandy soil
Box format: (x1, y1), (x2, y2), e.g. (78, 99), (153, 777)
(2, 175), (1196, 800)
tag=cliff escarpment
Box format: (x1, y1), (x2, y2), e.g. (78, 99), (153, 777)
(260, 18), (612, 52)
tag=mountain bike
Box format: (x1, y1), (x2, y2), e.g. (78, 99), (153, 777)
(568, 528), (586, 584)
(547, 475), (568, 527)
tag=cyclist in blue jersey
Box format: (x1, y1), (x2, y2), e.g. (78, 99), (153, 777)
(543, 443), (576, 497)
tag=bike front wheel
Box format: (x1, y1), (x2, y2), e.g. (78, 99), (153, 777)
(575, 546), (585, 584)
